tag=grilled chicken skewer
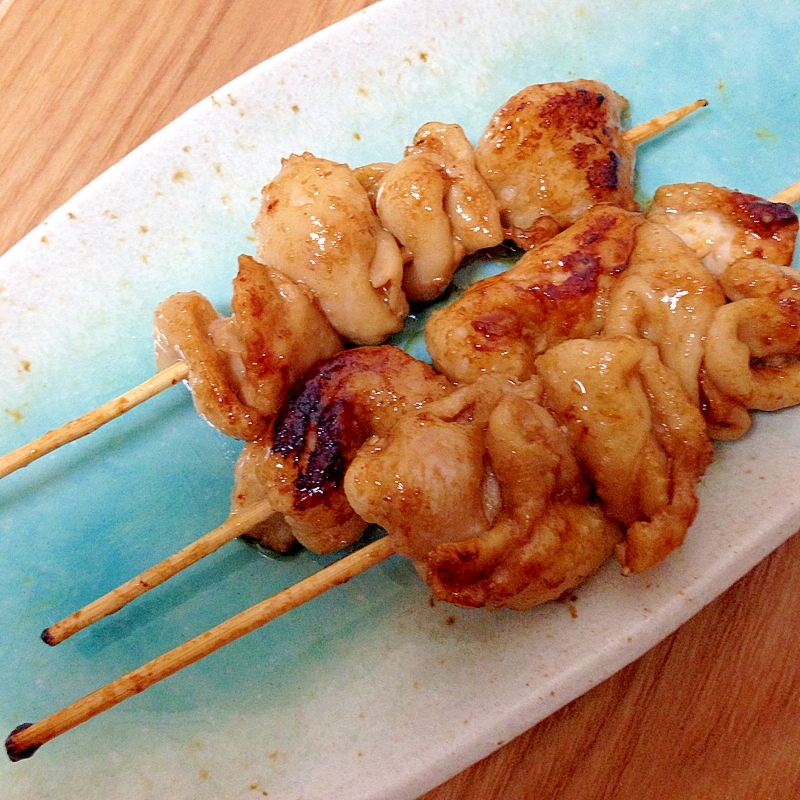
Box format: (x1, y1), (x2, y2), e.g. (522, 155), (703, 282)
(0, 97), (708, 481)
(8, 327), (714, 757)
(41, 173), (800, 644)
(9, 183), (800, 761)
(42, 346), (450, 644)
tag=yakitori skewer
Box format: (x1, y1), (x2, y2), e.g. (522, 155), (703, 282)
(771, 178), (800, 205)
(9, 181), (800, 761)
(624, 98), (707, 145)
(6, 536), (395, 762)
(40, 177), (800, 652)
(0, 99), (708, 483)
(41, 175), (800, 647)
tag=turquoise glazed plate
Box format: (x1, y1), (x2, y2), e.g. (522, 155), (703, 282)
(2, 1), (800, 798)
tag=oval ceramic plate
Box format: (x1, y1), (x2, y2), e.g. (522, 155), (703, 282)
(2, 0), (800, 798)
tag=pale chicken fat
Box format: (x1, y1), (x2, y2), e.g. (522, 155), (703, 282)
(647, 182), (798, 275)
(253, 153), (408, 344)
(537, 337), (713, 574)
(604, 222), (726, 405)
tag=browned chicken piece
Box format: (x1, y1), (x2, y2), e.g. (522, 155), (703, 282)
(377, 122), (503, 302)
(252, 153), (409, 344)
(345, 377), (508, 560)
(407, 124), (503, 254)
(536, 337), (713, 574)
(153, 255), (343, 441)
(345, 377), (621, 609)
(425, 204), (644, 384)
(703, 259), (800, 417)
(474, 80), (637, 249)
(717, 257), (800, 302)
(231, 345), (452, 554)
(604, 222), (726, 405)
(646, 182), (798, 275)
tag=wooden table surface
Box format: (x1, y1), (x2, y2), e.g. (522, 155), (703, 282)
(2, 1), (799, 797)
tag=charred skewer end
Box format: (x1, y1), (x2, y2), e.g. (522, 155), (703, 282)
(5, 723), (40, 762)
(40, 627), (56, 646)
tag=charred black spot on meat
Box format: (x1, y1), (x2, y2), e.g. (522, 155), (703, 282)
(586, 151), (620, 191)
(271, 346), (446, 512)
(273, 350), (360, 460)
(731, 192), (798, 234)
(294, 398), (355, 509)
(272, 352), (358, 504)
(272, 377), (318, 461)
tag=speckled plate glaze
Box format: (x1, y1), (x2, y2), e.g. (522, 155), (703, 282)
(2, 1), (800, 797)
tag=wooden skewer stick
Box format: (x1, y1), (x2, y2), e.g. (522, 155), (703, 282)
(41, 498), (276, 646)
(5, 536), (395, 762)
(0, 360), (189, 480)
(0, 101), (708, 485)
(623, 98), (707, 146)
(771, 178), (800, 205)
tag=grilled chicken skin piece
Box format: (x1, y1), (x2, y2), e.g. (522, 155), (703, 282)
(425, 204), (644, 384)
(646, 182), (798, 275)
(604, 221), (726, 406)
(153, 255), (343, 441)
(704, 258), (800, 419)
(537, 337), (713, 574)
(376, 122), (503, 302)
(231, 345), (452, 554)
(474, 80), (637, 249)
(345, 377), (621, 609)
(253, 153), (409, 344)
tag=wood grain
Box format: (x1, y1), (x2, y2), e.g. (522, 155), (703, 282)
(0, 0), (378, 256)
(1, 1), (799, 798)
(422, 532), (800, 800)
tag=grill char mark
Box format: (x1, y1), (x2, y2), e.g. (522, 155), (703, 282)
(731, 191), (798, 235)
(271, 346), (448, 511)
